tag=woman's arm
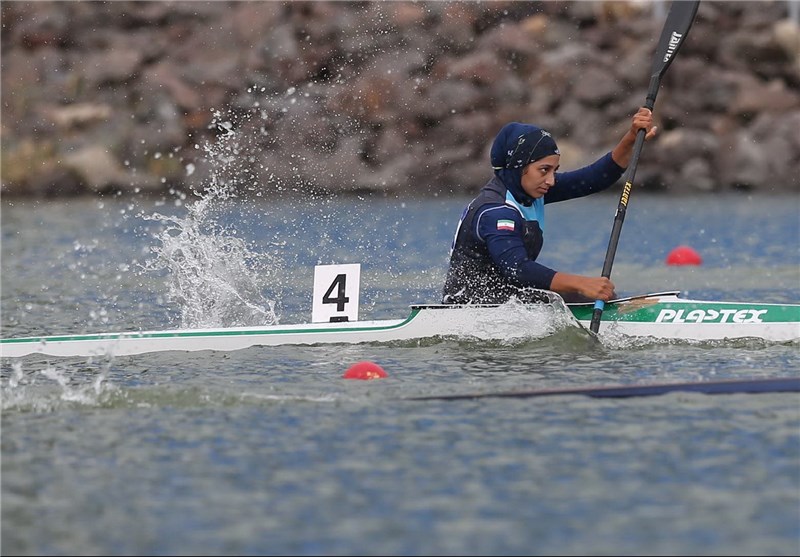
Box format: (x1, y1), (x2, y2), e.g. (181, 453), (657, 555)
(545, 107), (657, 204)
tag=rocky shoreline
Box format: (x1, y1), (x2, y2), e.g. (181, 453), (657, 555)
(1, 1), (799, 198)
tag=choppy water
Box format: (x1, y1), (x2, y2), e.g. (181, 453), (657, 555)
(2, 191), (799, 556)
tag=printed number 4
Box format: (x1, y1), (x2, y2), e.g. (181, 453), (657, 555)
(323, 274), (349, 311)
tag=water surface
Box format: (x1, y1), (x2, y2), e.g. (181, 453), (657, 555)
(2, 192), (799, 555)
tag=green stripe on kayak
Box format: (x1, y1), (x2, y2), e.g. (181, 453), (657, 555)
(0, 308), (423, 346)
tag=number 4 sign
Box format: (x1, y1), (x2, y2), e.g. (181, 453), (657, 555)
(312, 264), (360, 323)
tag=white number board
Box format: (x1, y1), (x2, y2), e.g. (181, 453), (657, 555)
(312, 264), (361, 323)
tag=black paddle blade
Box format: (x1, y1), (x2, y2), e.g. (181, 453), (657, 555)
(651, 0), (701, 78)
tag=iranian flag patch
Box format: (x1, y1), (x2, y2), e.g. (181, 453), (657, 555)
(497, 219), (515, 231)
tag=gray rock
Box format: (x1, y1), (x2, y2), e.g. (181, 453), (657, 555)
(2, 0), (799, 197)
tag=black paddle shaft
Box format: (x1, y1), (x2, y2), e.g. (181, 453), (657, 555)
(590, 0), (700, 334)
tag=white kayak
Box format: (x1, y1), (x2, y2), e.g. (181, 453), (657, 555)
(1, 291), (798, 358)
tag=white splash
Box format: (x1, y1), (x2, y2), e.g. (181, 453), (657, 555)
(1, 362), (115, 412)
(143, 110), (280, 329)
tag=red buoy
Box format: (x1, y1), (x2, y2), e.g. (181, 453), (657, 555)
(666, 245), (703, 266)
(343, 361), (388, 380)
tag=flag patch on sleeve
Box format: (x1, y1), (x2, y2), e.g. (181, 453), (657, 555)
(497, 219), (515, 231)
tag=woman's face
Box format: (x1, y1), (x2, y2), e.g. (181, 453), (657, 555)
(520, 154), (560, 199)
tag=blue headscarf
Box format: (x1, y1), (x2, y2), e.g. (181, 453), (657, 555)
(490, 122), (560, 206)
